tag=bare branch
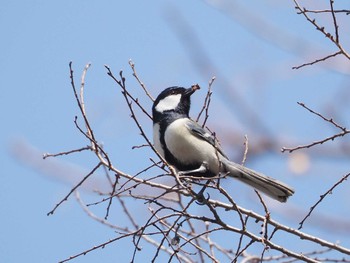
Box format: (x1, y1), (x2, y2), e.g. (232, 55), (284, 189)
(293, 0), (350, 63)
(105, 64), (153, 120)
(282, 102), (349, 153)
(46, 63), (350, 263)
(47, 162), (102, 216)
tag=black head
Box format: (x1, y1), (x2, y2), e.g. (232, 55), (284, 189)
(152, 85), (200, 122)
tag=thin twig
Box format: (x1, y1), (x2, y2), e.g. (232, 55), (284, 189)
(47, 162), (102, 216)
(80, 63), (91, 137)
(43, 146), (91, 159)
(104, 174), (119, 220)
(297, 102), (346, 131)
(303, 9), (350, 14)
(242, 135), (249, 165)
(298, 172), (350, 230)
(329, 0), (339, 43)
(105, 65), (153, 120)
(128, 60), (154, 101)
(282, 102), (349, 153)
(293, 0), (350, 61)
(292, 51), (342, 70)
(69, 62), (112, 168)
(196, 77), (215, 125)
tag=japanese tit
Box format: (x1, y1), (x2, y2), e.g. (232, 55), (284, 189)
(152, 85), (294, 202)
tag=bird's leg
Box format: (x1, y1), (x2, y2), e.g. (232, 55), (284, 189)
(177, 162), (211, 205)
(178, 162), (209, 177)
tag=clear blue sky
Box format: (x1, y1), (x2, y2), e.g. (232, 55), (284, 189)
(1, 1), (350, 262)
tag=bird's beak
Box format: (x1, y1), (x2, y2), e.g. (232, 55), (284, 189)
(184, 84), (200, 97)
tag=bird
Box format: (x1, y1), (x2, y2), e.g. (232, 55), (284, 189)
(152, 85), (295, 202)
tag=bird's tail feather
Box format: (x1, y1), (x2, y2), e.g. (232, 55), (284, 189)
(221, 159), (294, 202)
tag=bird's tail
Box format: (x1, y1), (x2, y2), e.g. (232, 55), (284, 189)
(220, 159), (294, 202)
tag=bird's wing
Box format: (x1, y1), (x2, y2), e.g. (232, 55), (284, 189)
(185, 120), (229, 159)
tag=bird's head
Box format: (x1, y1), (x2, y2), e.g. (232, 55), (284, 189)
(152, 85), (200, 121)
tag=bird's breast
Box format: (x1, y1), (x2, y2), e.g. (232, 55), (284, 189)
(164, 118), (221, 173)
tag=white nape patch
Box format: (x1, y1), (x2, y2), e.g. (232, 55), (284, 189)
(155, 94), (181, 113)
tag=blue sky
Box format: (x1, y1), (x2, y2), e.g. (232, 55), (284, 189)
(1, 1), (350, 262)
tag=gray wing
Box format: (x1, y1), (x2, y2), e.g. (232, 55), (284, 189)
(185, 120), (229, 159)
(186, 120), (294, 202)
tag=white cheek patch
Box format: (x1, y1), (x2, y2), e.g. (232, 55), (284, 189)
(155, 94), (181, 113)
